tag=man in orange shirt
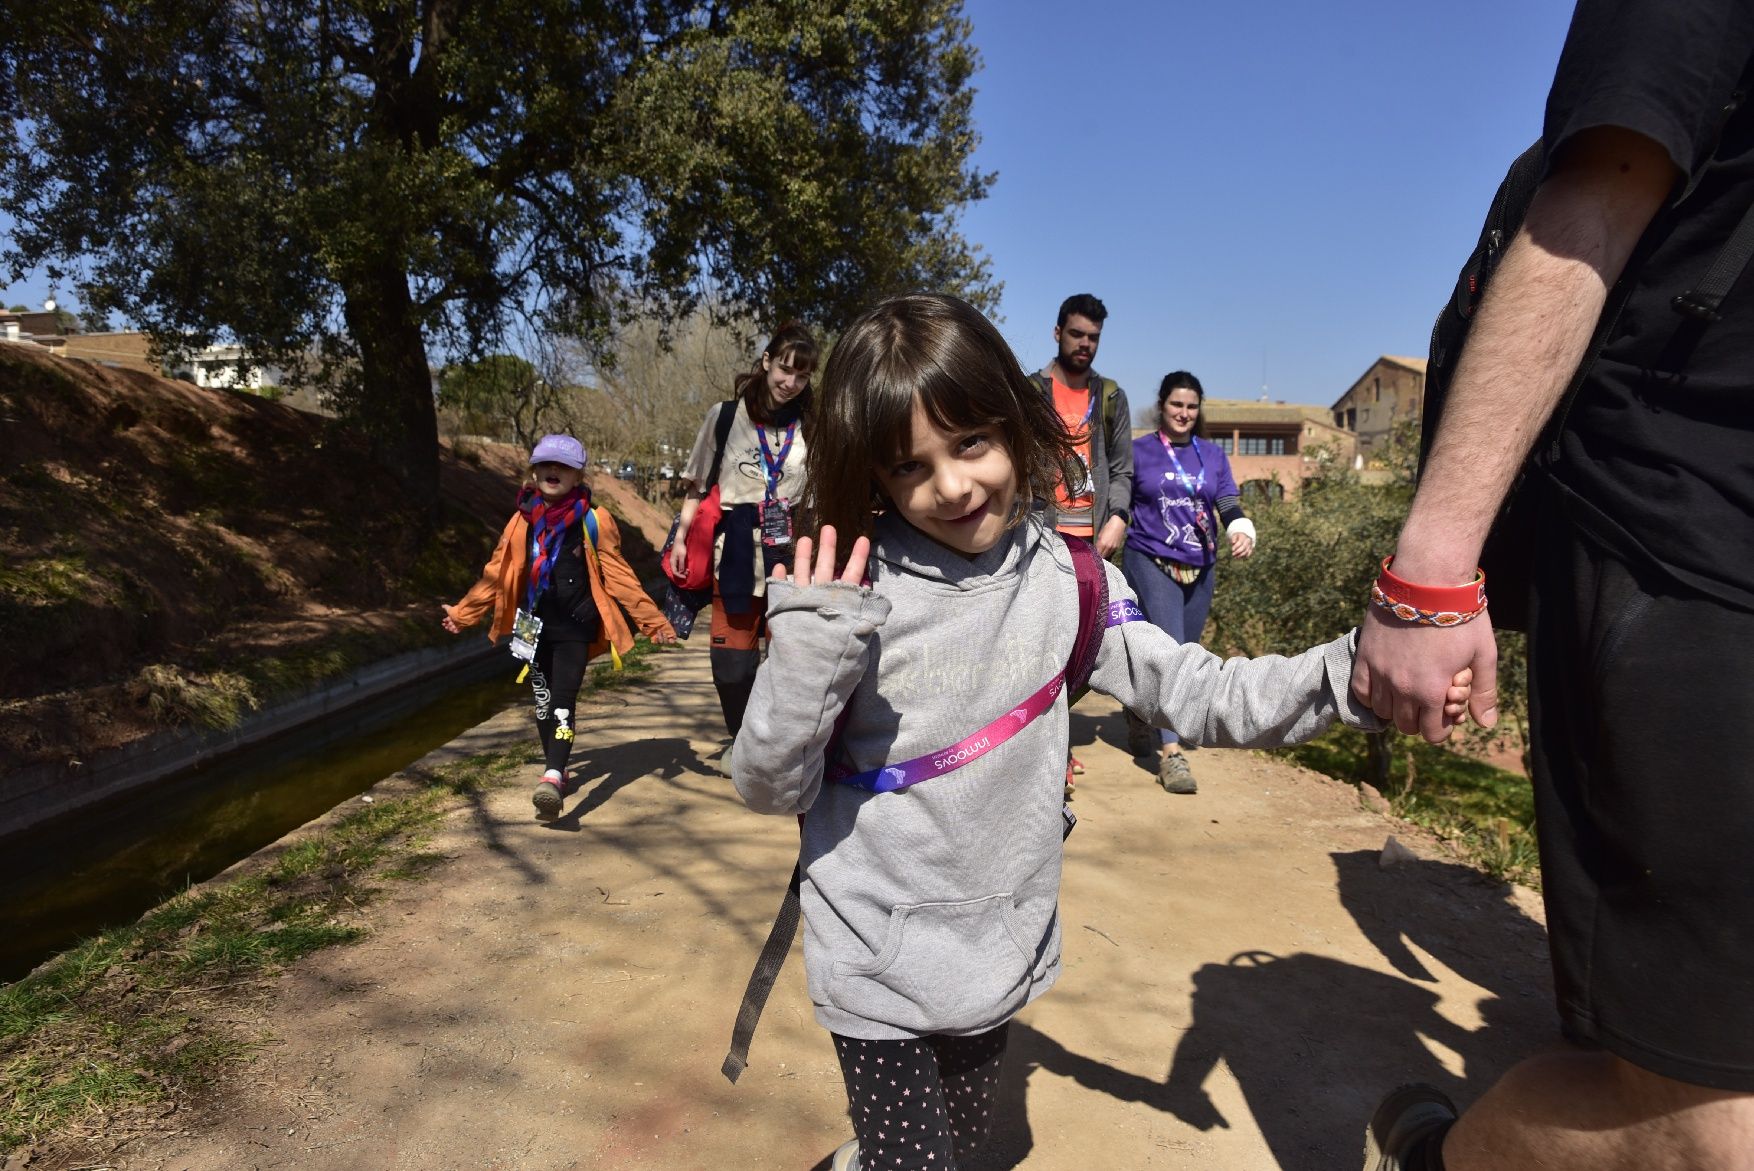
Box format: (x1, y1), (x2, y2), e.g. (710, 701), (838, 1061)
(1036, 294), (1133, 791)
(1035, 294), (1132, 557)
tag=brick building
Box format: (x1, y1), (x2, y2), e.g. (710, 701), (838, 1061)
(1329, 355), (1425, 462)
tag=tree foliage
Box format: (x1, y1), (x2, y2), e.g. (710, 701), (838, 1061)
(1207, 425), (1529, 786)
(1, 0), (996, 511)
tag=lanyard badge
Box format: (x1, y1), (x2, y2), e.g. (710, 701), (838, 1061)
(509, 607), (543, 682)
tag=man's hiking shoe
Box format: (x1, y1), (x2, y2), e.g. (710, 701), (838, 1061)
(830, 1139), (860, 1171)
(1363, 1083), (1456, 1170)
(1157, 752), (1197, 794)
(1124, 710), (1158, 759)
(532, 771), (566, 819)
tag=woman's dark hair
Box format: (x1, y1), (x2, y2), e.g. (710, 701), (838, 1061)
(805, 294), (1080, 541)
(1157, 370), (1206, 438)
(735, 321), (819, 425)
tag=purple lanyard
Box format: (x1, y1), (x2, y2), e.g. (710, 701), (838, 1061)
(755, 422), (796, 501)
(1157, 432), (1206, 495)
(831, 598), (1145, 794)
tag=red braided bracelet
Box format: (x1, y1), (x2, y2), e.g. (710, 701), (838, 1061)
(1370, 556), (1488, 626)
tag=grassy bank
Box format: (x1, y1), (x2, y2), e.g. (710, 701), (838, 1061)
(0, 637), (666, 1158)
(1273, 728), (1539, 885)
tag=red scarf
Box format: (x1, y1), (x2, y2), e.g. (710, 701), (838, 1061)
(518, 485), (589, 611)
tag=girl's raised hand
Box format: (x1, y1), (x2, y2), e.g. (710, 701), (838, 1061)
(773, 525), (871, 589)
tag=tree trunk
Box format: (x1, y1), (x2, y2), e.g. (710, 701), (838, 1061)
(342, 260), (440, 527)
(1364, 729), (1394, 792)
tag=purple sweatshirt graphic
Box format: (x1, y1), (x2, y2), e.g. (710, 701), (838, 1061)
(1126, 434), (1239, 568)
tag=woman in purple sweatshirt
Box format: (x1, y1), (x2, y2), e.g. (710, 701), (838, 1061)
(1122, 371), (1257, 793)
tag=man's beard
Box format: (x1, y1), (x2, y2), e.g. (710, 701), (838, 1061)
(1060, 347), (1093, 371)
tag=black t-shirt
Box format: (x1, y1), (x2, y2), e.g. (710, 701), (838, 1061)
(534, 520), (601, 643)
(1542, 0), (1754, 609)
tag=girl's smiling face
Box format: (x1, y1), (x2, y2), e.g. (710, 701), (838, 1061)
(873, 397), (1018, 557)
(532, 461), (583, 501)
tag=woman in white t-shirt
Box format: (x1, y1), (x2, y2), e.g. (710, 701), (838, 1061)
(671, 322), (819, 735)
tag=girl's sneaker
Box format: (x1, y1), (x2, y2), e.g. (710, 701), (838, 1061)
(830, 1139), (860, 1171)
(532, 769), (566, 819)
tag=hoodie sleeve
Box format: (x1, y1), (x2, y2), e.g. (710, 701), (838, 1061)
(732, 579), (891, 816)
(1088, 561), (1382, 746)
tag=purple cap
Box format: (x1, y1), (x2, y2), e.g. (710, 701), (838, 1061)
(529, 434), (586, 469)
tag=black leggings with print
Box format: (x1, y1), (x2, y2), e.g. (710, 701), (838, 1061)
(831, 1023), (1008, 1169)
(528, 638), (591, 773)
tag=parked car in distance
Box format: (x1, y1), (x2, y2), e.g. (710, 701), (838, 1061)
(657, 463), (677, 479)
(616, 460), (638, 480)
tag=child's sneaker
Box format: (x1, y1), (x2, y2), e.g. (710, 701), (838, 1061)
(1157, 752), (1197, 794)
(830, 1139), (860, 1171)
(532, 769), (566, 819)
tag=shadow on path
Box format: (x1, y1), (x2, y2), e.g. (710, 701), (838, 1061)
(542, 736), (708, 831)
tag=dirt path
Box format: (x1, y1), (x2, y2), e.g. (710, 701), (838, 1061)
(129, 639), (1554, 1171)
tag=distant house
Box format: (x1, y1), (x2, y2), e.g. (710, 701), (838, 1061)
(170, 343), (286, 391)
(1138, 398), (1358, 500)
(0, 310), (69, 355)
(1330, 355), (1425, 462)
(60, 330), (161, 374)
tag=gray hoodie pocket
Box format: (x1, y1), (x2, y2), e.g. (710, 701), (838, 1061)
(830, 894), (1034, 1033)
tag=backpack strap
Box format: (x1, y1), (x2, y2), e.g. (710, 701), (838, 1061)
(703, 398), (740, 489)
(578, 508), (622, 671)
(721, 819), (805, 1084)
(1063, 534), (1109, 697)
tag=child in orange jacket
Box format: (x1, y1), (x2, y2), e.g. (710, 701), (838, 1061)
(444, 434), (676, 818)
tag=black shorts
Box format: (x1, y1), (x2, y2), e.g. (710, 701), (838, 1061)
(1529, 499), (1754, 1090)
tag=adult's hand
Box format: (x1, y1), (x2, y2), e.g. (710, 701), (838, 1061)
(1352, 606), (1499, 742)
(1229, 531), (1255, 559)
(1095, 514), (1128, 558)
(667, 535), (687, 578)
(774, 526), (871, 588)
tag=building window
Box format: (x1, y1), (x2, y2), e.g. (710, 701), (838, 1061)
(1213, 436), (1233, 454)
(1235, 436), (1288, 456)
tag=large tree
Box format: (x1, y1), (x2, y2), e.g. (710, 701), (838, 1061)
(1, 1), (995, 511)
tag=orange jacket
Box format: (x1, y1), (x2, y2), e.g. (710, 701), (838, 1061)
(444, 507), (673, 658)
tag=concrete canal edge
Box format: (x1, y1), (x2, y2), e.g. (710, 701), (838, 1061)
(0, 638), (506, 837)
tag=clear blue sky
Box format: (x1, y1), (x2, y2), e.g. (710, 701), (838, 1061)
(4, 0), (1581, 411)
(965, 0), (1579, 410)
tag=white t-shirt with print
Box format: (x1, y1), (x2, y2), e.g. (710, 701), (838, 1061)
(681, 399), (808, 506)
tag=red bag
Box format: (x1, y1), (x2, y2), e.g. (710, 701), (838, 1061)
(663, 485), (720, 592)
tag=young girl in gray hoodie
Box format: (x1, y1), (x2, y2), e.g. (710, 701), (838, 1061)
(731, 295), (1471, 1171)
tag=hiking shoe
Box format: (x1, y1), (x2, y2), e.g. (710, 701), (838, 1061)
(1157, 752), (1197, 794)
(1124, 709), (1158, 759)
(830, 1139), (860, 1171)
(532, 771), (565, 819)
(1070, 754), (1086, 775)
(1363, 1083), (1457, 1170)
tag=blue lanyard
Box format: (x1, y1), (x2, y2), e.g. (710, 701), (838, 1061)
(755, 422), (796, 501)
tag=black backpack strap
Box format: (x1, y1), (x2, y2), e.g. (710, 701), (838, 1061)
(721, 847), (803, 1084)
(703, 398), (740, 489)
(1672, 197), (1754, 321)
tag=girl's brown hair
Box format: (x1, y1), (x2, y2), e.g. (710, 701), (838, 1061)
(735, 320), (820, 425)
(805, 294), (1080, 541)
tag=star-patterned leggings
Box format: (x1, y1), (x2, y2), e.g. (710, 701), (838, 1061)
(831, 1023), (1008, 1169)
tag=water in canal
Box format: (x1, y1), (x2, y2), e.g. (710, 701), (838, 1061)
(0, 668), (522, 983)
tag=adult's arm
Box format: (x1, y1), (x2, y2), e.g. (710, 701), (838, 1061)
(1097, 383), (1135, 556)
(1352, 126), (1677, 742)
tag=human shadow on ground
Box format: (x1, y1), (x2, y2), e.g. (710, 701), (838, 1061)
(1068, 705), (1158, 774)
(542, 735), (708, 831)
(952, 851), (1551, 1169)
